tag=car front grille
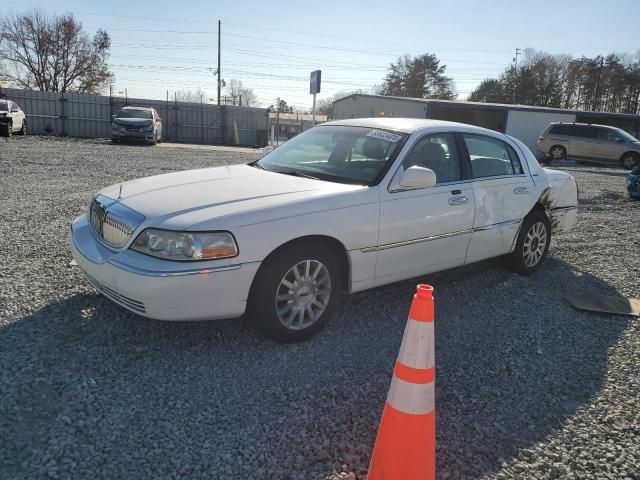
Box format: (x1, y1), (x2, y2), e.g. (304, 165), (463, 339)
(89, 195), (145, 248)
(85, 274), (146, 314)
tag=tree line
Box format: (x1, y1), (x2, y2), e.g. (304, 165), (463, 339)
(468, 49), (640, 114)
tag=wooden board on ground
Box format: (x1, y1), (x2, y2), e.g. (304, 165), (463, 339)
(565, 293), (640, 317)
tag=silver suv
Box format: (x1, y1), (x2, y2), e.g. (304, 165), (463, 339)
(111, 106), (163, 145)
(537, 122), (640, 170)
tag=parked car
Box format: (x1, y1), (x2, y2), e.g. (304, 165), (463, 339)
(537, 122), (640, 169)
(0, 99), (27, 137)
(627, 164), (640, 199)
(70, 118), (578, 342)
(111, 106), (162, 145)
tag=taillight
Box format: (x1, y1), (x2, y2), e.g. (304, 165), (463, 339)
(538, 136), (545, 142)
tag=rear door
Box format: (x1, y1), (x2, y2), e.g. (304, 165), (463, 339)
(569, 125), (597, 159)
(463, 133), (535, 263)
(375, 132), (475, 286)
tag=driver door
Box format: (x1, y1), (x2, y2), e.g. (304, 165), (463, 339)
(374, 133), (475, 286)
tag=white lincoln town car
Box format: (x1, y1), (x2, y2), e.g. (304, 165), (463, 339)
(70, 118), (578, 342)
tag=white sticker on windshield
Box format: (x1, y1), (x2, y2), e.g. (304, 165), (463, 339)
(366, 129), (402, 143)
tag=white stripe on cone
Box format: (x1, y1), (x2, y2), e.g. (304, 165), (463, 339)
(398, 319), (435, 370)
(386, 376), (435, 415)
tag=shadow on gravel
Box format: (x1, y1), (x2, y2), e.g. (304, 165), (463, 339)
(0, 258), (629, 479)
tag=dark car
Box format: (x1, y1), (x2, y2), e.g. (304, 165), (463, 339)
(627, 164), (640, 199)
(111, 106), (163, 145)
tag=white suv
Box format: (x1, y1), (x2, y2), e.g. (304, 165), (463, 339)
(0, 100), (27, 137)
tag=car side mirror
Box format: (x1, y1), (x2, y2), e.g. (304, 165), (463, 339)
(11, 108), (18, 113)
(156, 118), (161, 123)
(396, 166), (437, 190)
(262, 145), (274, 157)
(111, 115), (116, 121)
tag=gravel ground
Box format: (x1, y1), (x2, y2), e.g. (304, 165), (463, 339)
(0, 136), (638, 480)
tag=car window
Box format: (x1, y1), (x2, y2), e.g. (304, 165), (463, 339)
(0, 100), (7, 111)
(550, 124), (572, 136)
(463, 134), (523, 178)
(574, 126), (597, 139)
(402, 133), (461, 184)
(597, 129), (623, 142)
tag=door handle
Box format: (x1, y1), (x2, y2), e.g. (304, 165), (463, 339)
(448, 195), (469, 206)
(514, 186), (530, 195)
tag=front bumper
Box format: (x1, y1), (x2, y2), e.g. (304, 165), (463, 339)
(112, 129), (156, 143)
(70, 215), (260, 321)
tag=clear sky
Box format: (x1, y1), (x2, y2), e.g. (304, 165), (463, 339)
(7, 0), (640, 109)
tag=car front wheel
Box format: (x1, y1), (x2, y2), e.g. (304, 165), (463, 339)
(621, 153), (639, 170)
(249, 243), (341, 342)
(505, 210), (551, 275)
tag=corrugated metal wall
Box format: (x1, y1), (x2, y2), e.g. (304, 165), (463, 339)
(0, 87), (269, 147)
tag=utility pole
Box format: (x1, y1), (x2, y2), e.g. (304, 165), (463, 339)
(512, 48), (521, 104)
(217, 20), (221, 105)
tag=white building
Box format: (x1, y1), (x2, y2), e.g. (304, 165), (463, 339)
(333, 94), (640, 157)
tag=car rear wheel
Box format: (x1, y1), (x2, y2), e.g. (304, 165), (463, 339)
(249, 243), (341, 342)
(621, 152), (639, 170)
(549, 145), (566, 161)
(505, 210), (551, 275)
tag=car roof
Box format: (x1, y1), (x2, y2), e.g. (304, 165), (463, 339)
(323, 117), (497, 135)
(549, 122), (618, 130)
(121, 106), (153, 111)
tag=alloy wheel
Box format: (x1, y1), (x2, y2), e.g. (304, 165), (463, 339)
(622, 155), (637, 170)
(523, 221), (548, 268)
(551, 146), (564, 160)
(275, 259), (331, 330)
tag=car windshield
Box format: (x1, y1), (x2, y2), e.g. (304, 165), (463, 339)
(117, 109), (152, 119)
(614, 128), (639, 143)
(0, 100), (8, 111)
(256, 125), (408, 185)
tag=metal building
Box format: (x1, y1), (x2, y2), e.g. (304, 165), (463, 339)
(333, 94), (640, 157)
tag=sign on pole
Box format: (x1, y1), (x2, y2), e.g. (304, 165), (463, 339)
(310, 70), (321, 94)
(310, 70), (321, 125)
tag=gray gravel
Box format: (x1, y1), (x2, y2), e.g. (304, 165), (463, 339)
(1, 136), (638, 480)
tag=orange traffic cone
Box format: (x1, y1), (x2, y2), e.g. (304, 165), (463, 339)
(367, 284), (436, 480)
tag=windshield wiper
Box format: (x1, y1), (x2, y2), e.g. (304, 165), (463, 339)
(249, 161), (265, 169)
(277, 170), (321, 180)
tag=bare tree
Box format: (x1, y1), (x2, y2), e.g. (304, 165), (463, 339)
(224, 79), (257, 107)
(0, 9), (111, 93)
(175, 88), (208, 103)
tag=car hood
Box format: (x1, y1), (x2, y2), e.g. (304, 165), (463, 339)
(99, 164), (369, 230)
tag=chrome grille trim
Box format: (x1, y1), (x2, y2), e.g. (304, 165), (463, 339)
(85, 274), (146, 314)
(89, 195), (145, 248)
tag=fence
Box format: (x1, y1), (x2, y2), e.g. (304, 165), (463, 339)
(0, 87), (270, 147)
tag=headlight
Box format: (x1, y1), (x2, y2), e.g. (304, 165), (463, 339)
(130, 229), (238, 261)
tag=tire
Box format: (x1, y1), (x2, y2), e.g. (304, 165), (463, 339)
(248, 242), (342, 342)
(17, 121), (26, 136)
(505, 210), (551, 275)
(549, 145), (566, 161)
(3, 121), (12, 137)
(621, 152), (639, 170)
(111, 138), (119, 144)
